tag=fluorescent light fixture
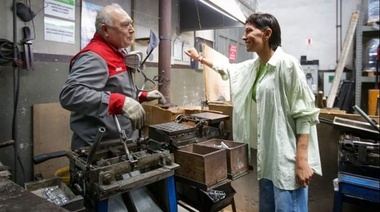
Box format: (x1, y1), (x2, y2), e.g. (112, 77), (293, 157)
(199, 0), (247, 23)
(199, 0), (238, 22)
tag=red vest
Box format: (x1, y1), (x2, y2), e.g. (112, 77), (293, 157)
(70, 32), (127, 77)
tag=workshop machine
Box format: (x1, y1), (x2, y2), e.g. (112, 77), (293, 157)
(34, 115), (179, 211)
(33, 111), (230, 210)
(334, 105), (380, 177)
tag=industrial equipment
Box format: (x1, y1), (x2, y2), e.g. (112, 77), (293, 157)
(34, 122), (179, 211)
(333, 105), (380, 211)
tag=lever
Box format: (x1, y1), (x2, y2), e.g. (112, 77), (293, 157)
(113, 115), (137, 163)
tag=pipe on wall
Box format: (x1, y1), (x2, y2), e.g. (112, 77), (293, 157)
(12, 0), (19, 184)
(158, 0), (172, 104)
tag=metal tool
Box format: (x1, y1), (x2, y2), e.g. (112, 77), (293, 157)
(353, 105), (380, 132)
(86, 127), (106, 169)
(113, 115), (136, 163)
(22, 26), (33, 70)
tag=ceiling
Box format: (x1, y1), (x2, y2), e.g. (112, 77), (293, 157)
(179, 0), (256, 32)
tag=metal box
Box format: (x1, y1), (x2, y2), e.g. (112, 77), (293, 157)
(197, 139), (249, 179)
(25, 178), (84, 211)
(149, 122), (197, 147)
(174, 144), (227, 186)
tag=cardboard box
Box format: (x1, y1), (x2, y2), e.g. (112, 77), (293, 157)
(197, 139), (249, 178)
(25, 178), (84, 211)
(174, 144), (227, 186)
(143, 104), (206, 126)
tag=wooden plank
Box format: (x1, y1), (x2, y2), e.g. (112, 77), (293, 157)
(326, 10), (359, 108)
(33, 102), (72, 178)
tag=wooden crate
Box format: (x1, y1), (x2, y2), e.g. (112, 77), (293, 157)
(174, 144), (227, 186)
(197, 139), (249, 178)
(25, 178), (84, 211)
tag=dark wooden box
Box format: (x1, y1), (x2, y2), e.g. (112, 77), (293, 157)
(197, 139), (249, 178)
(174, 144), (227, 186)
(25, 177), (84, 211)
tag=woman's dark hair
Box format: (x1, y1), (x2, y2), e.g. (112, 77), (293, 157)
(245, 13), (281, 51)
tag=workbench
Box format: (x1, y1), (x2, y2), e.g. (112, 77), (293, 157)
(333, 172), (380, 211)
(0, 178), (68, 211)
(95, 171), (178, 212)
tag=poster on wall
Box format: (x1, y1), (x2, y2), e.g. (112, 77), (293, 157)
(173, 39), (182, 61)
(44, 16), (75, 44)
(182, 42), (190, 62)
(81, 1), (103, 49)
(44, 0), (75, 20)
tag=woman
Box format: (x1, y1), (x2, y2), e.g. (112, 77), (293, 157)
(185, 13), (321, 212)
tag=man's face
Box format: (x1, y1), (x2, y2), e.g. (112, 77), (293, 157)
(242, 24), (269, 53)
(103, 10), (134, 49)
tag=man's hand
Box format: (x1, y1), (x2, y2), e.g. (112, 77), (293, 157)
(122, 97), (145, 130)
(146, 90), (166, 105)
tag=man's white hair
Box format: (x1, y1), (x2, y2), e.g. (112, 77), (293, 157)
(95, 3), (125, 34)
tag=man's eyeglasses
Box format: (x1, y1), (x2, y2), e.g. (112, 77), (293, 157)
(106, 21), (133, 30)
(120, 21), (133, 29)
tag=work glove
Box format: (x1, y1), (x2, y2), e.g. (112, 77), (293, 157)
(122, 97), (146, 130)
(146, 90), (167, 105)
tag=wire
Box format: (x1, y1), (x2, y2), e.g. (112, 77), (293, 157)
(0, 39), (15, 64)
(28, 0), (49, 17)
(24, 0), (49, 40)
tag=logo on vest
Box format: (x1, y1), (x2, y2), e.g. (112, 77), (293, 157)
(115, 67), (123, 72)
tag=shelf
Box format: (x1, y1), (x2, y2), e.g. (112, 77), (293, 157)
(360, 76), (380, 83)
(361, 25), (380, 32)
(354, 5), (379, 112)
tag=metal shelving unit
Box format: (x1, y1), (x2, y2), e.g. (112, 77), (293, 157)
(354, 7), (380, 110)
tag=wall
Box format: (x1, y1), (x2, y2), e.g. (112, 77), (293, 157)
(0, 0), (200, 185)
(257, 0), (361, 70)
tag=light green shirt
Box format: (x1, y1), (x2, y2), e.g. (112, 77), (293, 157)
(252, 64), (267, 102)
(213, 47), (322, 190)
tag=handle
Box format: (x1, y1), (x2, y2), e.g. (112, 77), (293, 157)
(33, 150), (67, 164)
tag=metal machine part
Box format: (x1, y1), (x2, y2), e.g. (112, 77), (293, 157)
(333, 116), (380, 140)
(149, 112), (230, 150)
(352, 105), (380, 132)
(33, 129), (179, 210)
(339, 134), (379, 176)
(69, 141), (178, 209)
(149, 122), (197, 150)
(113, 115), (136, 163)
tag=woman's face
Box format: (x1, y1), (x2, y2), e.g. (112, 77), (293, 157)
(242, 24), (271, 53)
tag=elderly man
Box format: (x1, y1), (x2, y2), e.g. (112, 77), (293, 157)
(60, 3), (165, 150)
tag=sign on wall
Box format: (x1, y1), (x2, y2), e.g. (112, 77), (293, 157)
(81, 1), (103, 49)
(44, 17), (75, 44)
(228, 44), (237, 62)
(44, 0), (75, 20)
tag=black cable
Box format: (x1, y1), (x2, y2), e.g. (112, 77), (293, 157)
(25, 0), (48, 40)
(0, 39), (14, 64)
